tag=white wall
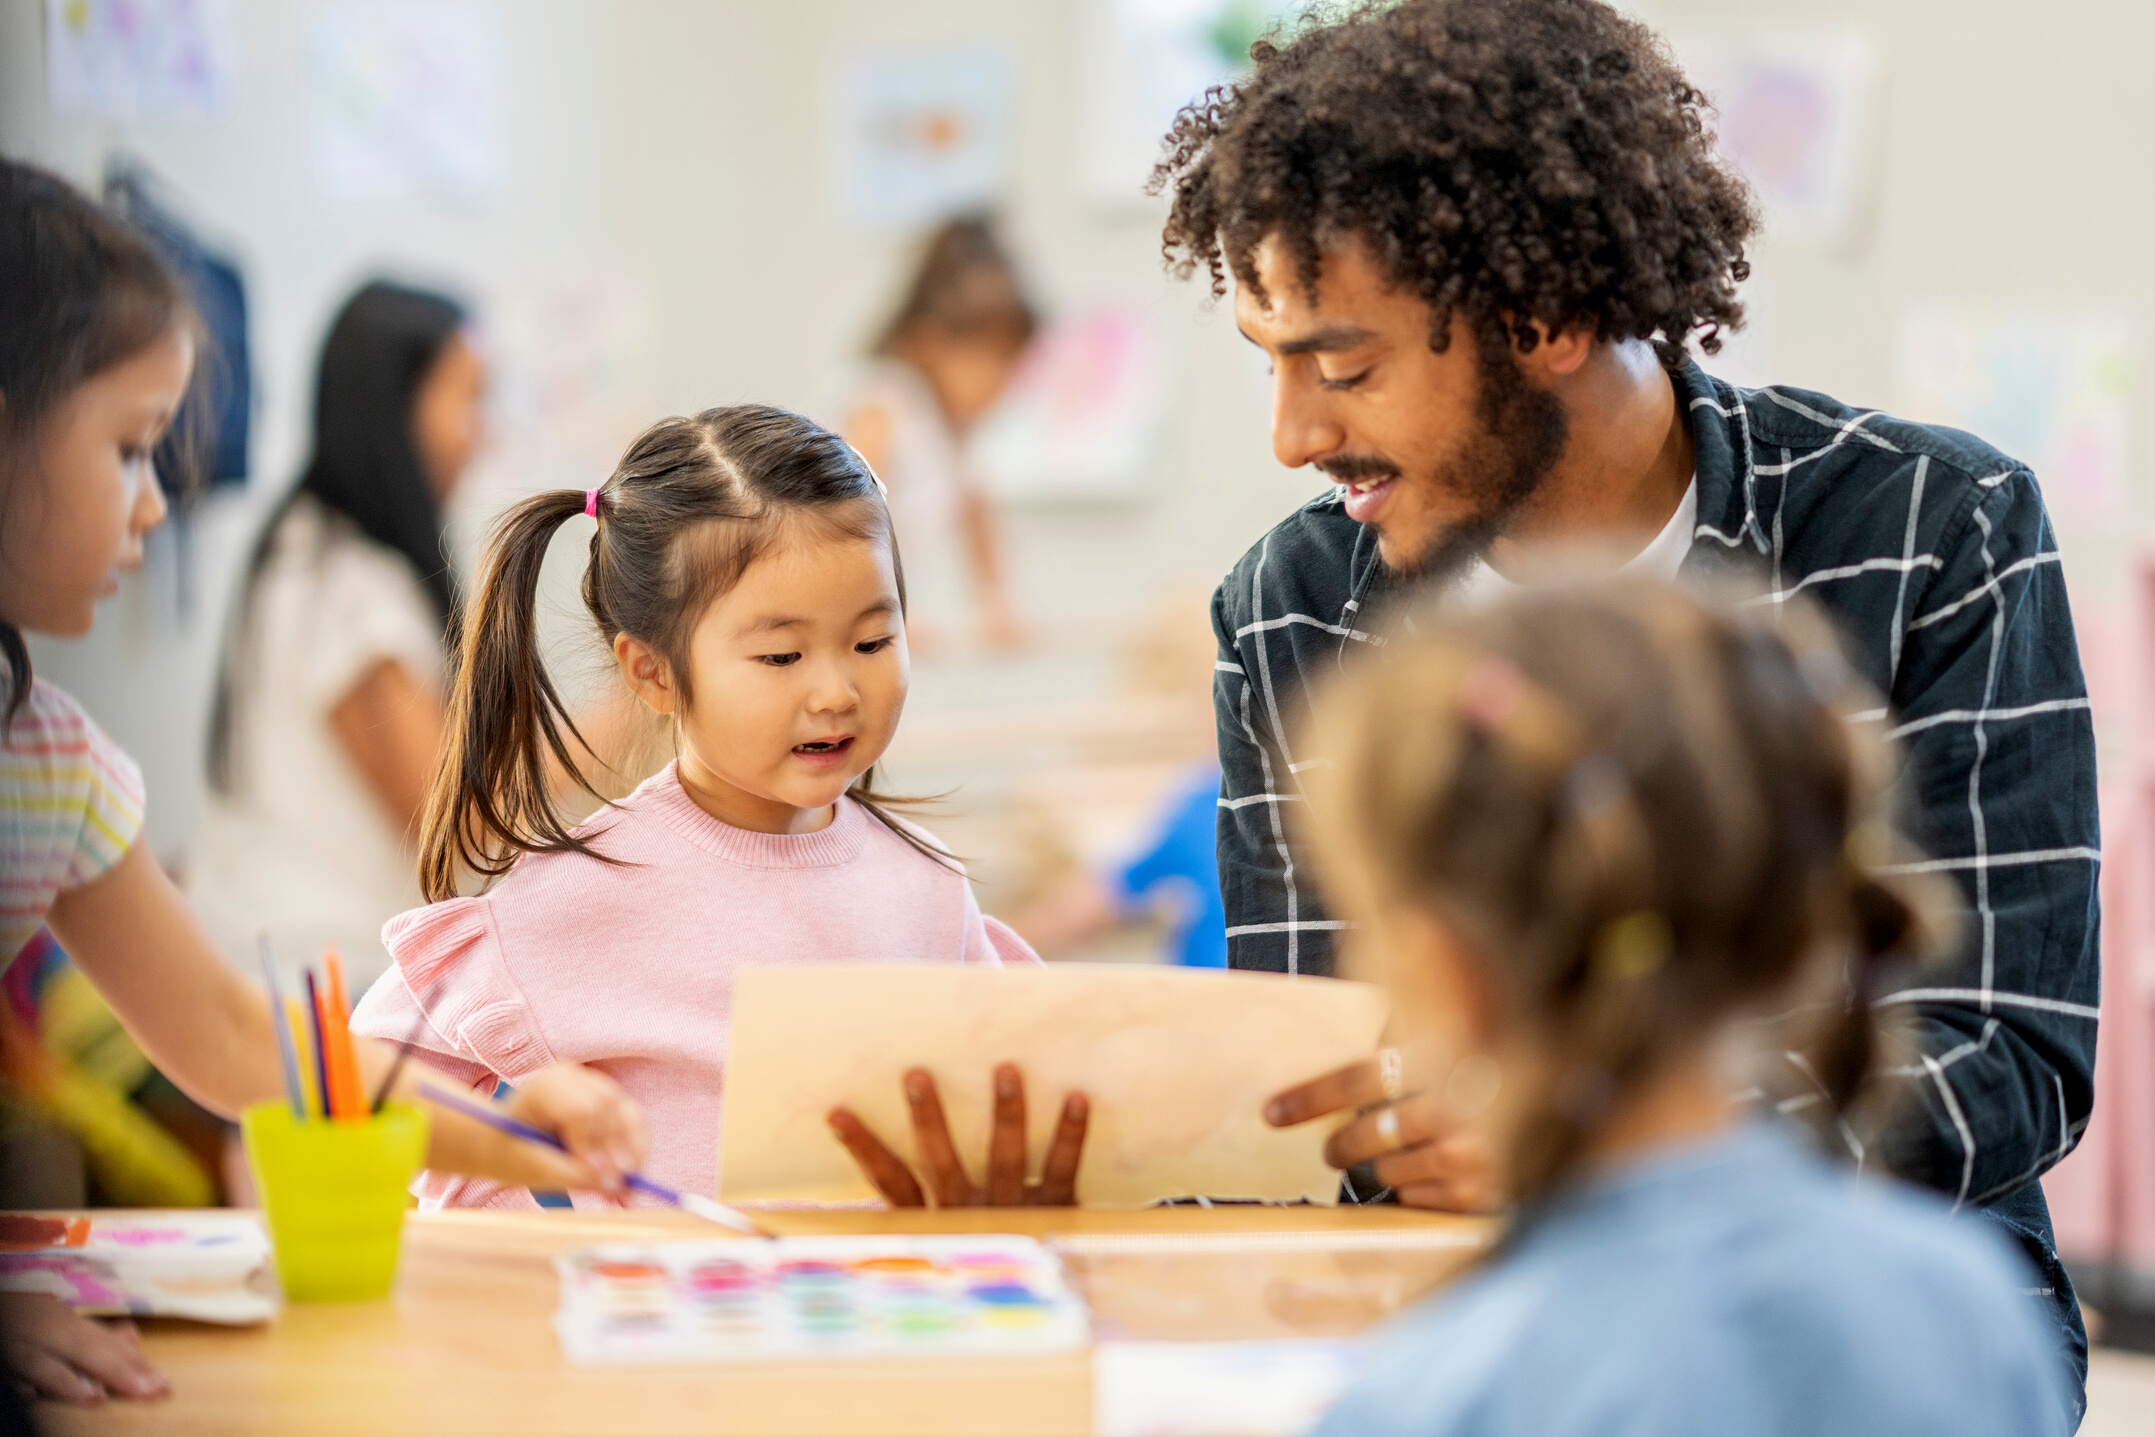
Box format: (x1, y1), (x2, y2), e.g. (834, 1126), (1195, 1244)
(1, 0), (634, 850)
(6, 0), (2151, 856)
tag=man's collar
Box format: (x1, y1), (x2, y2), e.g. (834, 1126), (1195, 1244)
(1670, 360), (1763, 573)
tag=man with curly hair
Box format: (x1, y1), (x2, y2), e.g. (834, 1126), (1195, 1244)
(1161, 0), (2097, 1412)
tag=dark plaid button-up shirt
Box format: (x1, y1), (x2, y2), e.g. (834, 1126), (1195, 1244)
(1212, 361), (2100, 1399)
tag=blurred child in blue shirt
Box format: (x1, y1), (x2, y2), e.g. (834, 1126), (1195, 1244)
(1008, 761), (1226, 969)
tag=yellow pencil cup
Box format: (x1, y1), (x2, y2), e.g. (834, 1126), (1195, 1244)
(242, 1101), (429, 1302)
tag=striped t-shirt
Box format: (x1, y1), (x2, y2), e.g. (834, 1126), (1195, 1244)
(2, 679), (146, 966)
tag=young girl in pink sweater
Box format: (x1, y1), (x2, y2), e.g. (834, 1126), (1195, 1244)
(352, 405), (1046, 1210)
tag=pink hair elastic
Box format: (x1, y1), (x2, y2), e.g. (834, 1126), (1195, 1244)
(583, 485), (603, 518)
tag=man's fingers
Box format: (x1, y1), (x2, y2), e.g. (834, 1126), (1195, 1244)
(826, 1108), (926, 1208)
(1031, 1092), (1089, 1206)
(985, 1063), (1029, 1206)
(1323, 1092), (1449, 1169)
(1265, 1057), (1389, 1128)
(903, 1069), (976, 1207)
(1377, 1132), (1504, 1213)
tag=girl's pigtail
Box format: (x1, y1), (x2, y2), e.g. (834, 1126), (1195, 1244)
(1812, 871), (1922, 1117)
(849, 765), (963, 875)
(416, 490), (612, 901)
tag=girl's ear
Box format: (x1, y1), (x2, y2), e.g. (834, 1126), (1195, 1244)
(612, 632), (677, 716)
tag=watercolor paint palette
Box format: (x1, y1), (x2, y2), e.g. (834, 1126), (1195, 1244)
(553, 1235), (1089, 1364)
(0, 1212), (277, 1324)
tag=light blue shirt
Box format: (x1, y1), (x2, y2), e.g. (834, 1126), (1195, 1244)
(1313, 1121), (2071, 1437)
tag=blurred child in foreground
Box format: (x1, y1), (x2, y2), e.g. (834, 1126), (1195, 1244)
(1297, 579), (2069, 1436)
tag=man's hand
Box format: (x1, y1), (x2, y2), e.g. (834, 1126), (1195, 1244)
(1, 1293), (169, 1406)
(828, 1064), (1088, 1207)
(1265, 1057), (1503, 1212)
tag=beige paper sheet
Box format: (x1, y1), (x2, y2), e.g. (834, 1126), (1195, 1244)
(717, 964), (1389, 1208)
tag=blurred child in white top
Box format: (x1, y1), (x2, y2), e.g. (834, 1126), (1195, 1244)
(837, 216), (1034, 652)
(193, 281), (483, 990)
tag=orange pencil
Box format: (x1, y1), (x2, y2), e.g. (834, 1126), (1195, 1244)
(306, 971), (341, 1120)
(322, 949), (364, 1122)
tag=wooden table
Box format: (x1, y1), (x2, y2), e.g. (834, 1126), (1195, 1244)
(40, 1205), (1491, 1437)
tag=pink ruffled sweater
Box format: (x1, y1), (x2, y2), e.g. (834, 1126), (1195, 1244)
(350, 762), (1036, 1211)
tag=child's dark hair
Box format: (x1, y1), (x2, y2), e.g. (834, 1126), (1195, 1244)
(1304, 578), (1946, 1204)
(418, 403), (944, 901)
(871, 215), (1038, 358)
(0, 157), (196, 727)
(208, 280), (467, 794)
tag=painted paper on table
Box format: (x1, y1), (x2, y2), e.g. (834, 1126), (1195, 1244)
(44, 0), (235, 118)
(830, 43), (1015, 230)
(717, 964), (1388, 1207)
(1895, 308), (2139, 527)
(0, 1211), (276, 1324)
(554, 1235), (1087, 1364)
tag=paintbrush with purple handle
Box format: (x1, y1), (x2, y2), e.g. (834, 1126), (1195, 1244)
(416, 1081), (767, 1236)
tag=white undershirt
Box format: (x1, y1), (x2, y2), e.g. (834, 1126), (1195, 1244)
(1451, 475), (1698, 610)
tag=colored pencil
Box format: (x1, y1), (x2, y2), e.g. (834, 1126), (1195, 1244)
(303, 970), (334, 1120)
(321, 949), (363, 1123)
(369, 1013), (431, 1116)
(413, 1081), (767, 1236)
(257, 935), (306, 1120)
(287, 997), (321, 1115)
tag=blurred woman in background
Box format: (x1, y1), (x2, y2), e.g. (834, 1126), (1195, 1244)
(838, 216), (1034, 652)
(191, 281), (483, 991)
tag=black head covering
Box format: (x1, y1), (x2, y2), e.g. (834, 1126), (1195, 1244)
(208, 279), (466, 791)
(298, 280), (467, 625)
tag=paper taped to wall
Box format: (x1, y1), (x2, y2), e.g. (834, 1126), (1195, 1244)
(718, 964), (1388, 1208)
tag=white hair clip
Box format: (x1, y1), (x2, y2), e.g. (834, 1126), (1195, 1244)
(844, 440), (890, 500)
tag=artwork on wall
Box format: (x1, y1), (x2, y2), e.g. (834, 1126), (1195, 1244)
(470, 264), (653, 501)
(1895, 307), (2139, 528)
(829, 42), (1016, 231)
(308, 1), (499, 204)
(972, 302), (1172, 504)
(44, 0), (235, 118)
(1074, 0), (1288, 211)
(1670, 29), (1884, 248)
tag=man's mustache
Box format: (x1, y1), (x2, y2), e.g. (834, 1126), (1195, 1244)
(1314, 454), (1403, 483)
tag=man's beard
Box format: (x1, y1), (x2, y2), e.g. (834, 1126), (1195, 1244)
(1340, 335), (1570, 592)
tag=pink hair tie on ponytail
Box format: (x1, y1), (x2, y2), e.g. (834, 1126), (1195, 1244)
(583, 485), (603, 519)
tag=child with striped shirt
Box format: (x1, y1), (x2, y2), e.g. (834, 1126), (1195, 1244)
(0, 158), (646, 1409)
